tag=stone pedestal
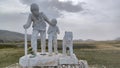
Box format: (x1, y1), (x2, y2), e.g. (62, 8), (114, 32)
(19, 53), (60, 67)
(19, 52), (79, 67)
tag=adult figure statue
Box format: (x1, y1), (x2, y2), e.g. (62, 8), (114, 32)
(23, 3), (52, 55)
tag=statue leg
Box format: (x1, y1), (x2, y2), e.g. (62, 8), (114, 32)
(31, 30), (39, 54)
(48, 34), (53, 55)
(40, 30), (46, 54)
(53, 36), (58, 54)
(69, 43), (73, 56)
(62, 40), (66, 55)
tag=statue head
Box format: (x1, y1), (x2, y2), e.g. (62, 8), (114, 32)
(30, 3), (39, 16)
(51, 19), (57, 26)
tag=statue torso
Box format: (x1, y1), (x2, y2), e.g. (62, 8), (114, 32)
(31, 12), (46, 31)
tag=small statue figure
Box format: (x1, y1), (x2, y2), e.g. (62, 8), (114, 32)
(47, 19), (60, 55)
(62, 31), (73, 56)
(23, 3), (52, 55)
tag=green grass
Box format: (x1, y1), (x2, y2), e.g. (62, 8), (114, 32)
(0, 41), (120, 68)
(0, 48), (24, 68)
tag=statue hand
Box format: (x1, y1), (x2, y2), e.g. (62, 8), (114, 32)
(23, 25), (28, 29)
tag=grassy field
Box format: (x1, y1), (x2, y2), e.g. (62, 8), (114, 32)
(0, 41), (120, 68)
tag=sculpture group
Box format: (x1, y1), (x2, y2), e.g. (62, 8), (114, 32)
(23, 3), (73, 56)
(19, 3), (88, 68)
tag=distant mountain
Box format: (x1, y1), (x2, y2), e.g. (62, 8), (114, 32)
(115, 37), (120, 41)
(73, 39), (84, 42)
(0, 30), (31, 42)
(74, 39), (96, 42)
(85, 39), (95, 42)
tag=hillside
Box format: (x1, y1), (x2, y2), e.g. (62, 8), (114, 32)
(0, 30), (31, 42)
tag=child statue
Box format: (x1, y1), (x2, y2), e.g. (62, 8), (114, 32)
(23, 3), (52, 55)
(47, 19), (60, 55)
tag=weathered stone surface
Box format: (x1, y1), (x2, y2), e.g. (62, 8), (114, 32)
(19, 53), (79, 67)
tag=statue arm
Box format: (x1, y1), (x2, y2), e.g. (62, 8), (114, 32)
(57, 26), (60, 34)
(23, 14), (32, 29)
(47, 26), (51, 34)
(42, 13), (52, 25)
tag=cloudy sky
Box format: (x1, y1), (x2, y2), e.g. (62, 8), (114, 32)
(0, 0), (120, 40)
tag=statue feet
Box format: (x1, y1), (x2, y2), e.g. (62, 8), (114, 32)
(29, 51), (37, 58)
(40, 52), (47, 55)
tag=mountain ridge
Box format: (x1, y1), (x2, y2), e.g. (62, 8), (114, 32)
(0, 30), (31, 42)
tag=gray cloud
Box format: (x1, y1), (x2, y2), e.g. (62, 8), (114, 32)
(46, 0), (84, 12)
(20, 0), (84, 18)
(0, 0), (120, 40)
(0, 13), (25, 23)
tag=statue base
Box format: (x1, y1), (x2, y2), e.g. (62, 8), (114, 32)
(19, 52), (78, 67)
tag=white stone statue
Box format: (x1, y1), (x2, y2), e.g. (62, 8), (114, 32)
(62, 31), (73, 56)
(23, 3), (52, 55)
(47, 19), (60, 55)
(19, 3), (89, 68)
